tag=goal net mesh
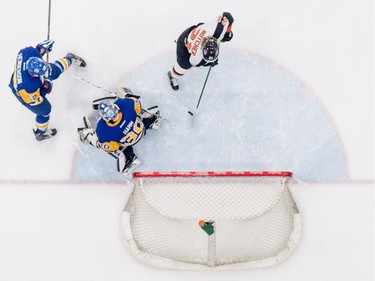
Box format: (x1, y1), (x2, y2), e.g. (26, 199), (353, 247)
(122, 171), (301, 270)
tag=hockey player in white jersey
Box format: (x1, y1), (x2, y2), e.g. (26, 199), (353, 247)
(167, 12), (234, 90)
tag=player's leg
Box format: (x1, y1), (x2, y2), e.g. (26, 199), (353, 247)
(110, 146), (140, 174)
(26, 98), (57, 141)
(48, 53), (86, 80)
(168, 27), (194, 90)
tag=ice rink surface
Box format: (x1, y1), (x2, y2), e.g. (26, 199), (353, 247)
(0, 0), (373, 280)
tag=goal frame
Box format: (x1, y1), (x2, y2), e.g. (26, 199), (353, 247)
(122, 170), (300, 270)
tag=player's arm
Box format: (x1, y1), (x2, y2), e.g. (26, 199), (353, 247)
(78, 123), (122, 153)
(78, 120), (121, 152)
(222, 12), (234, 30)
(222, 12), (234, 42)
(213, 12), (234, 42)
(97, 141), (121, 152)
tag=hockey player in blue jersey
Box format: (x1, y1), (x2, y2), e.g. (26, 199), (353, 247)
(167, 12), (234, 90)
(9, 40), (86, 141)
(78, 88), (162, 174)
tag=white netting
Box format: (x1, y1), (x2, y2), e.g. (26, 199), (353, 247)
(122, 172), (301, 270)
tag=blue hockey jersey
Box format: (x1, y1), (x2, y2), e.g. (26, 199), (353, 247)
(96, 97), (144, 152)
(9, 46), (45, 106)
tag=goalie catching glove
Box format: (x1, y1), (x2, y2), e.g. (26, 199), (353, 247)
(78, 128), (98, 146)
(77, 116), (98, 146)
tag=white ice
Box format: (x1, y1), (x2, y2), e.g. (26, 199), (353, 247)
(0, 0), (373, 280)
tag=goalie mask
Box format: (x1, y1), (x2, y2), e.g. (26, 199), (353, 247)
(98, 101), (120, 122)
(202, 37), (219, 62)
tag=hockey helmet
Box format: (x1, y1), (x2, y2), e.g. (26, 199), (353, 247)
(98, 101), (120, 122)
(202, 37), (219, 62)
(25, 57), (48, 76)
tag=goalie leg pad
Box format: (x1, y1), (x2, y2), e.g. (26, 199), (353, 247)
(110, 147), (140, 174)
(110, 149), (127, 172)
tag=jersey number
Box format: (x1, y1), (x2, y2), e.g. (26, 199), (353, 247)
(120, 117), (143, 145)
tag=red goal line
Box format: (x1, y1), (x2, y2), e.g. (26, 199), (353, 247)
(132, 171), (293, 178)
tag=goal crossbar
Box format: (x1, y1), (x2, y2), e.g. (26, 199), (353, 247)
(133, 171), (293, 178)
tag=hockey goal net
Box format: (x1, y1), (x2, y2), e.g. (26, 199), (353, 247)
(121, 171), (301, 270)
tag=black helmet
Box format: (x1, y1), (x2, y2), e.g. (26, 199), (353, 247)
(202, 37), (219, 62)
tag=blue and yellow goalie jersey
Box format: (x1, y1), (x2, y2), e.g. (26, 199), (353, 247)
(96, 97), (144, 152)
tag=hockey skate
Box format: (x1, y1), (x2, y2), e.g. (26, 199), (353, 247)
(122, 154), (141, 175)
(142, 106), (162, 130)
(167, 71), (179, 90)
(33, 128), (57, 141)
(66, 53), (86, 67)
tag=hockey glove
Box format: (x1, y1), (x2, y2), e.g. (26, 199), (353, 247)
(222, 31), (233, 42)
(41, 78), (53, 95)
(204, 59), (218, 67)
(78, 128), (98, 146)
(36, 40), (55, 55)
(77, 116), (97, 146)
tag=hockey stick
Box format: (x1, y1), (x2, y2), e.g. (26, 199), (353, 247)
(188, 66), (212, 116)
(92, 90), (141, 109)
(77, 116), (93, 132)
(46, 0), (52, 63)
(66, 73), (116, 95)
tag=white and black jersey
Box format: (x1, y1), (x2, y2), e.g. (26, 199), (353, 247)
(175, 12), (234, 70)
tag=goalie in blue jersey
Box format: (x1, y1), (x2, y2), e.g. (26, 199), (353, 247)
(78, 88), (162, 174)
(9, 40), (86, 141)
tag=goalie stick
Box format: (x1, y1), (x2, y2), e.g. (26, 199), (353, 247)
(92, 91), (140, 110)
(77, 116), (92, 131)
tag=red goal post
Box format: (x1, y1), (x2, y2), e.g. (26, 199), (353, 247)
(122, 171), (301, 270)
